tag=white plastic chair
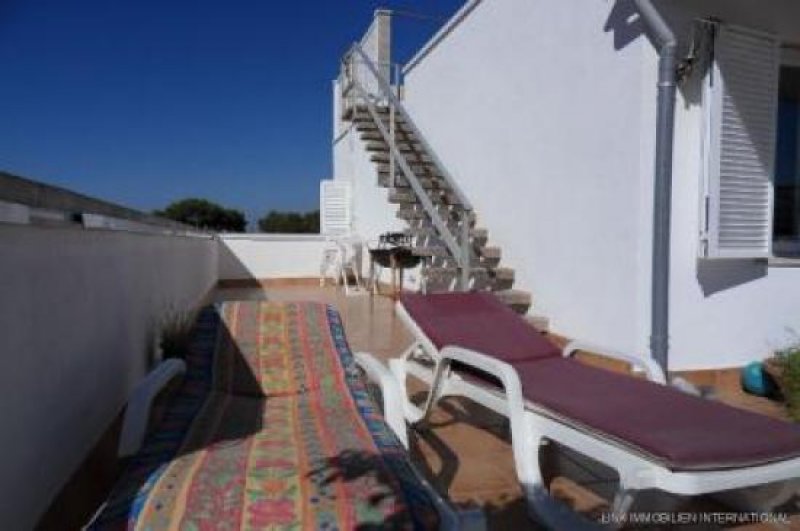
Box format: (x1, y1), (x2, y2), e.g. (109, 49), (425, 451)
(319, 180), (363, 294)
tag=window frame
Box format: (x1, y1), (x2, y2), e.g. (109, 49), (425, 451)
(772, 47), (800, 259)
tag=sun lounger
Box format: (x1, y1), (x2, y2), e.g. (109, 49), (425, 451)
(377, 291), (800, 527)
(89, 300), (455, 530)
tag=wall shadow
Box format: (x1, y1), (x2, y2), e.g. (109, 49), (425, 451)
(696, 258), (767, 296)
(604, 0), (646, 51)
(308, 449), (430, 530)
(88, 307), (265, 528)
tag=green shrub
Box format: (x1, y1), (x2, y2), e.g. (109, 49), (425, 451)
(776, 345), (800, 421)
(157, 307), (196, 361)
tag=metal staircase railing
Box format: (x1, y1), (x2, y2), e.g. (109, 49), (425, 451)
(341, 42), (474, 290)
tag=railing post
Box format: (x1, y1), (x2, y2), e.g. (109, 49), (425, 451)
(394, 63), (401, 100)
(460, 209), (471, 291)
(389, 94), (396, 189)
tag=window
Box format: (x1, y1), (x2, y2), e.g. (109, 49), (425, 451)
(773, 62), (800, 254)
(701, 25), (780, 259)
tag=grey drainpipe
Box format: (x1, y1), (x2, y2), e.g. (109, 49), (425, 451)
(633, 0), (677, 374)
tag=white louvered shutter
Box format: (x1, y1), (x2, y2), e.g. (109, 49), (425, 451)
(701, 25), (780, 258)
(320, 180), (352, 237)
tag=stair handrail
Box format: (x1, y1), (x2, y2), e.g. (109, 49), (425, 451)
(345, 43), (473, 289)
(351, 81), (463, 264)
(348, 43), (472, 211)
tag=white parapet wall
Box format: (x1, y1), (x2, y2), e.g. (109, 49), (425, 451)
(218, 233), (329, 280)
(0, 223), (218, 529)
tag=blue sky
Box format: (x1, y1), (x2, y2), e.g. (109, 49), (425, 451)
(0, 0), (464, 226)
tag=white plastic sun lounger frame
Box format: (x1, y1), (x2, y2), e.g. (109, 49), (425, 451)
(354, 353), (460, 530)
(375, 302), (800, 529)
(116, 353), (460, 531)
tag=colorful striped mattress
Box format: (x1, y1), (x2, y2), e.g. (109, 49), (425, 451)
(91, 301), (440, 530)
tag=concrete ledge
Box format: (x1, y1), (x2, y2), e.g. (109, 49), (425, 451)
(0, 171), (188, 230)
(217, 277), (321, 289)
(218, 233), (325, 242)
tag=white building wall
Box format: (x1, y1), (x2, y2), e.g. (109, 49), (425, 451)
(334, 129), (404, 242)
(401, 0), (653, 356)
(658, 0), (800, 369)
(0, 225), (217, 529)
(334, 0), (800, 369)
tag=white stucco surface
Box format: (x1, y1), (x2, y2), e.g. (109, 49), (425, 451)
(401, 0), (653, 356)
(332, 0), (800, 369)
(218, 233), (329, 279)
(0, 225), (217, 529)
(657, 0), (800, 369)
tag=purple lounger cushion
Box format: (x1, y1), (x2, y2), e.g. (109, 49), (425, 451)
(516, 358), (800, 471)
(401, 292), (800, 471)
(401, 292), (561, 363)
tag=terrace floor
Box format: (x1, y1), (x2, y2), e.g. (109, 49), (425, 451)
(215, 281), (799, 530)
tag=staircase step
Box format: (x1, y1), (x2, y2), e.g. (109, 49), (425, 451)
(355, 121), (379, 132)
(423, 265), (514, 280)
(377, 164), (443, 180)
(351, 110), (408, 128)
(388, 188), (462, 206)
(354, 118), (414, 134)
(490, 267), (515, 290)
(364, 138), (422, 154)
(361, 129), (419, 142)
(494, 289), (533, 314)
(422, 266), (514, 291)
(350, 104), (392, 116)
(424, 266), (490, 278)
(397, 206), (467, 224)
(350, 109), (399, 121)
(478, 246), (501, 267)
(364, 141), (422, 153)
(399, 205), (473, 226)
(359, 131), (384, 142)
(370, 152), (434, 165)
(526, 314), (551, 333)
(407, 226), (487, 241)
(396, 206), (427, 221)
(412, 246), (450, 258)
(379, 174), (440, 190)
(472, 228), (489, 246)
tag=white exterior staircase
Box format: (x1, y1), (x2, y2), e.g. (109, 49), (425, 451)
(340, 44), (532, 314)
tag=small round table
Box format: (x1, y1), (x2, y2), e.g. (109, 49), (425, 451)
(368, 246), (422, 299)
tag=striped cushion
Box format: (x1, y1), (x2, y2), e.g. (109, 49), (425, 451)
(91, 301), (438, 529)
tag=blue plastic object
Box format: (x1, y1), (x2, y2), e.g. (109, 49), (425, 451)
(741, 362), (776, 396)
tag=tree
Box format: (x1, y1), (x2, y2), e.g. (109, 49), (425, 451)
(155, 198), (246, 232)
(258, 210), (319, 233)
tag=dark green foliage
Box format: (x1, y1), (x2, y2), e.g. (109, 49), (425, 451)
(776, 346), (800, 421)
(258, 210), (320, 233)
(158, 307), (196, 361)
(155, 198), (246, 232)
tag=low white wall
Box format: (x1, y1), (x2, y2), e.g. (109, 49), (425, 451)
(0, 224), (217, 529)
(218, 233), (329, 279)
